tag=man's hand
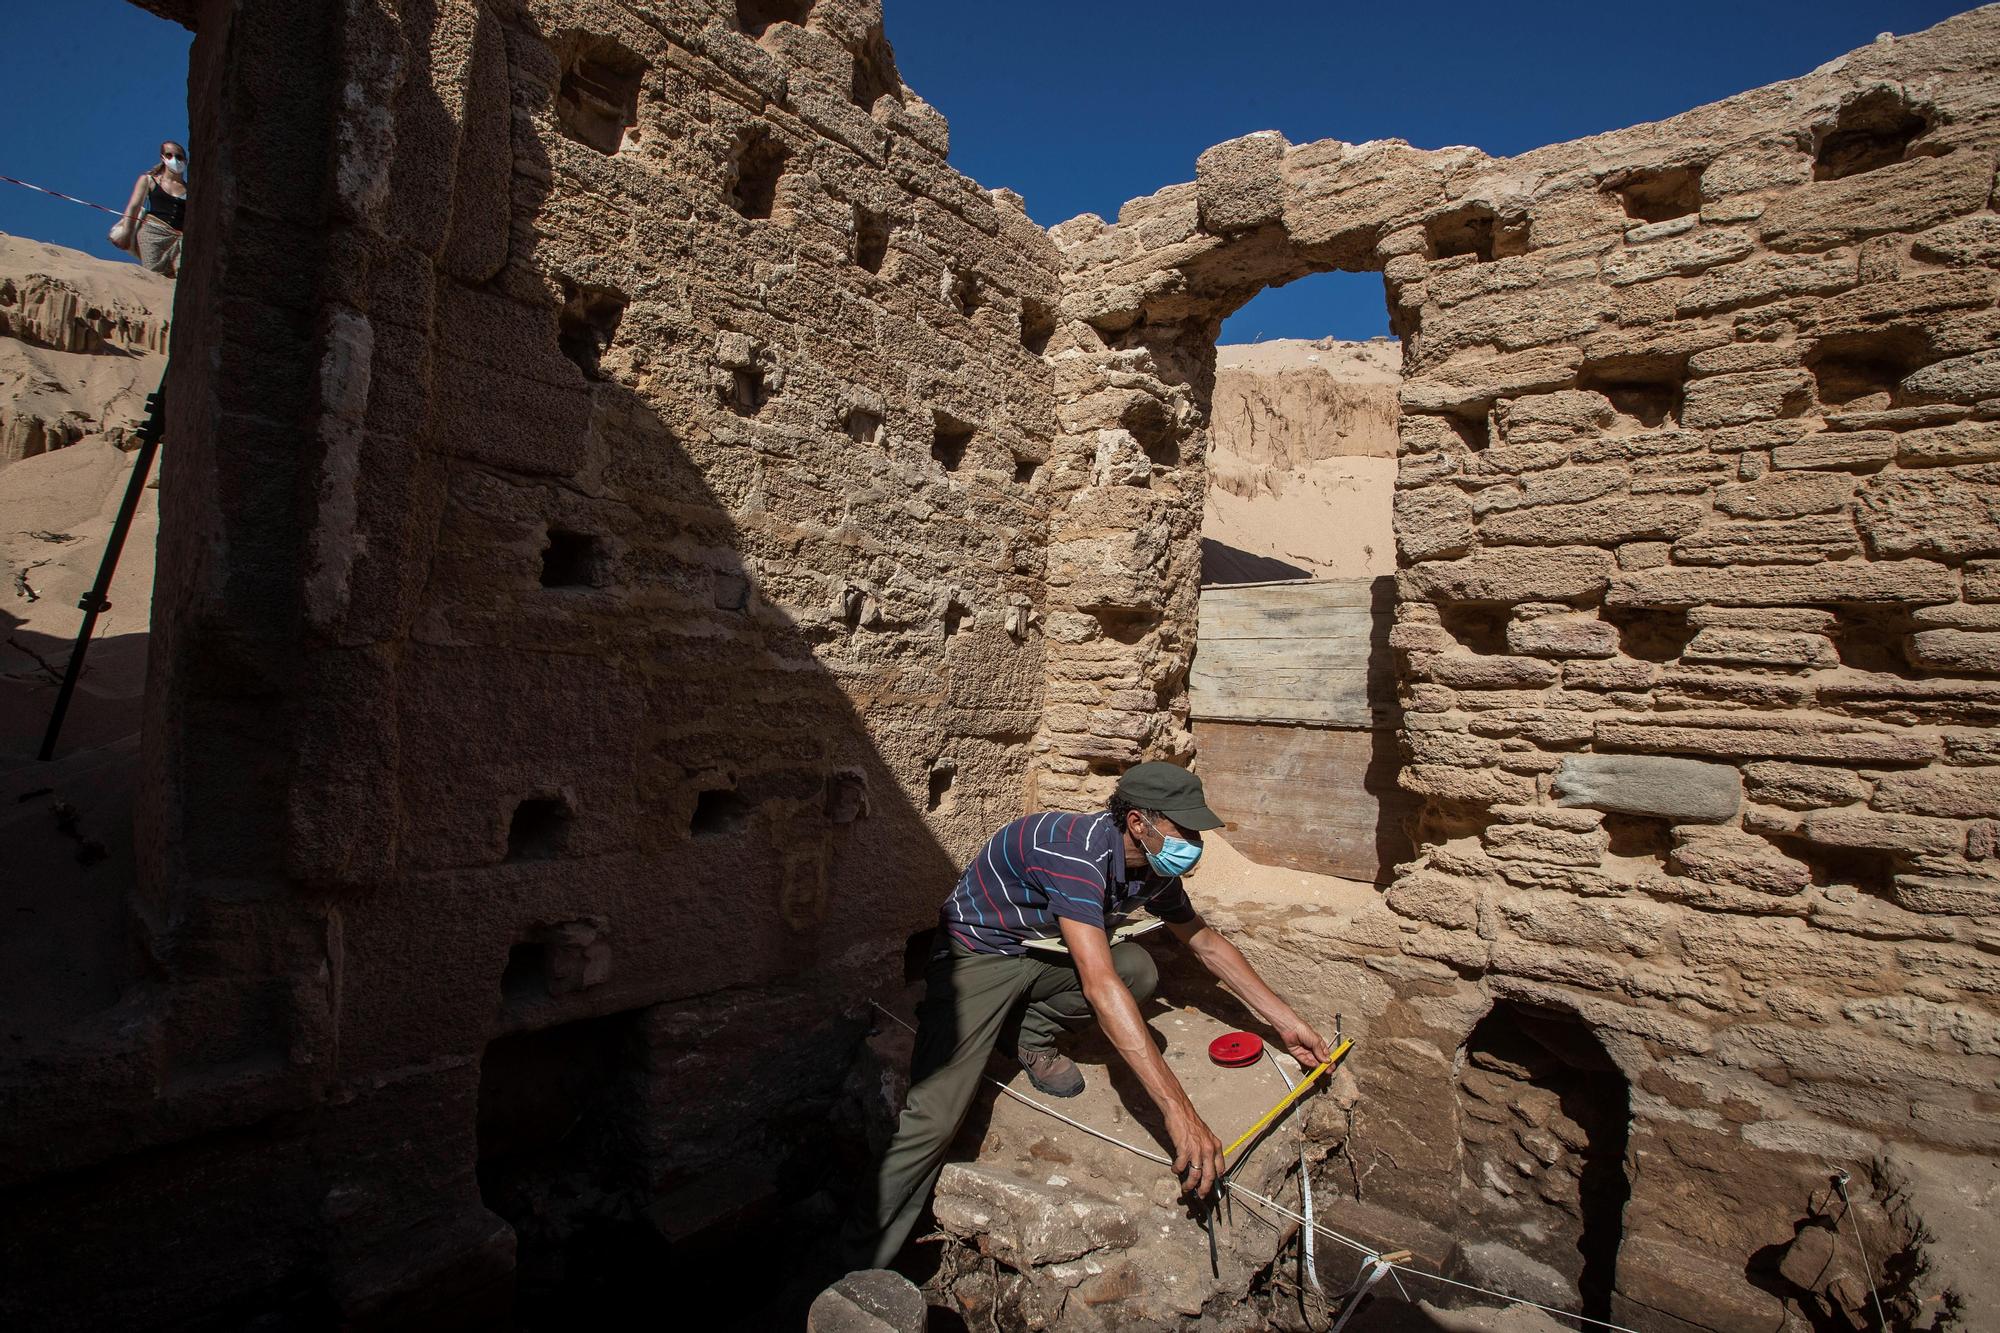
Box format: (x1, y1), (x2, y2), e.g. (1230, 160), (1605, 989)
(1165, 1104), (1226, 1199)
(1274, 1015), (1332, 1068)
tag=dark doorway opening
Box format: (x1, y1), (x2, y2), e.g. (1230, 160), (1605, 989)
(1457, 1001), (1632, 1322)
(477, 1010), (657, 1326)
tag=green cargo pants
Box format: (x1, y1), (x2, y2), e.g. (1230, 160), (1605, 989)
(858, 936), (1160, 1269)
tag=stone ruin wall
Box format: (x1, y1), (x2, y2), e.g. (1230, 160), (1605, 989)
(8, 0), (1077, 1322)
(6, 0), (2000, 1327)
(1052, 8), (2000, 1326)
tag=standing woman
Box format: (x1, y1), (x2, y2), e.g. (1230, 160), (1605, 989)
(110, 141), (188, 277)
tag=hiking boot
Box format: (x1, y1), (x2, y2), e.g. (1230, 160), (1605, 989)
(1017, 1047), (1084, 1098)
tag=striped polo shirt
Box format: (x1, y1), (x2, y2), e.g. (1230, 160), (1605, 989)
(939, 811), (1196, 957)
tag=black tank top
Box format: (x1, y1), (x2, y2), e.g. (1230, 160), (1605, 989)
(146, 179), (185, 230)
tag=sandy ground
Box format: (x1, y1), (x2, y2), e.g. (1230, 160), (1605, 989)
(1, 439), (157, 753)
(1205, 338), (1400, 581)
(1215, 336), (1402, 387)
(0, 232), (171, 465)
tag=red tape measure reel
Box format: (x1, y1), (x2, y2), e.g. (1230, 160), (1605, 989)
(1208, 1031), (1264, 1067)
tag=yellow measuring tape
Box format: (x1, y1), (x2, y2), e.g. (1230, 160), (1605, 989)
(1223, 1037), (1354, 1159)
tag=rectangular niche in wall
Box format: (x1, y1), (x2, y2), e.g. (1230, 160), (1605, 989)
(853, 206), (892, 274)
(541, 529), (605, 588)
(730, 127), (790, 221)
(931, 413), (974, 473)
(554, 34), (646, 155)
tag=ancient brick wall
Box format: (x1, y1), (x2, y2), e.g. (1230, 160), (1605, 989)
(8, 0), (1999, 1327)
(1054, 10), (2000, 1325)
(6, 0), (1063, 1322)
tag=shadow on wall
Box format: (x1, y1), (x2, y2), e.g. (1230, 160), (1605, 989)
(1197, 537), (1310, 586)
(0, 2), (1040, 1328)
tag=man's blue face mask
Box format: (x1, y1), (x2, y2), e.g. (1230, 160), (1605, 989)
(1140, 815), (1202, 877)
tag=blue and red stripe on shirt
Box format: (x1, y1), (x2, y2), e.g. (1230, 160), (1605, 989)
(938, 811), (1196, 957)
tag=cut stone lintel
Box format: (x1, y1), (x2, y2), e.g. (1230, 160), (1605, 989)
(1553, 754), (1743, 823)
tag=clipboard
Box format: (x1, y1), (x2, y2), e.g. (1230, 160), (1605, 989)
(1021, 915), (1167, 955)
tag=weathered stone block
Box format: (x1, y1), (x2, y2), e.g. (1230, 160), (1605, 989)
(1742, 761), (1870, 810)
(1871, 768), (2000, 820)
(1564, 659), (1658, 691)
(1668, 826), (1810, 894)
(1688, 341), (1804, 377)
(1669, 514), (1861, 566)
(1401, 547), (1612, 605)
(1970, 560), (2000, 603)
(1478, 495), (1705, 546)
(1713, 472), (1856, 519)
(1680, 249), (1859, 317)
(1408, 652), (1561, 690)
(1799, 808), (1967, 857)
(1908, 628), (2000, 673)
(1802, 269), (1998, 332)
(1195, 130), (1287, 234)
(1508, 613), (1618, 659)
(1901, 349), (2000, 407)
(1474, 466), (1629, 515)
(1405, 728), (1503, 768)
(1484, 821), (1610, 867)
(1552, 754), (1742, 823)
(1757, 152), (1997, 252)
(1654, 667), (1813, 710)
(1606, 560), (1955, 608)
(1603, 227), (1756, 286)
(1682, 626), (1837, 668)
(1687, 606), (1836, 631)
(1498, 895), (1673, 955)
(1384, 872), (1480, 929)
(931, 1164), (1136, 1269)
(1856, 465), (2000, 560)
(1890, 873), (2000, 916)
(1595, 711), (1938, 764)
(1770, 431), (1896, 471)
(1494, 390), (1616, 443)
(1399, 347), (1582, 415)
(1400, 764), (1535, 805)
(808, 1270), (926, 1333)
(1895, 422), (2000, 467)
(1394, 486), (1476, 562)
(1679, 370), (1813, 429)
(1911, 214), (2000, 267)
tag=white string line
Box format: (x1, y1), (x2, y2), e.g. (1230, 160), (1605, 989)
(1829, 1171), (1889, 1330)
(1262, 1043), (1320, 1292)
(867, 1000), (1639, 1333)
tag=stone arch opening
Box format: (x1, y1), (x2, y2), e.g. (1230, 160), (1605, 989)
(1178, 257), (1412, 884)
(1454, 999), (1632, 1323)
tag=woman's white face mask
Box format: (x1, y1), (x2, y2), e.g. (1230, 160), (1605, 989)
(162, 153), (187, 177)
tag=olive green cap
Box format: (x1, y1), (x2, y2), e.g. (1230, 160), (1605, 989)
(1114, 762), (1224, 831)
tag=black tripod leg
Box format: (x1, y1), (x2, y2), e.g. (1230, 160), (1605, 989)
(37, 381), (165, 763)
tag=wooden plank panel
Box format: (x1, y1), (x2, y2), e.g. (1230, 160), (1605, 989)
(1194, 721), (1415, 883)
(1188, 674), (1394, 728)
(1199, 601), (1380, 641)
(1191, 581), (1398, 728)
(1199, 579), (1390, 611)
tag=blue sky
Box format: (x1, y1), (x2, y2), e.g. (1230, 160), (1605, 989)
(0, 2), (191, 261)
(0, 1), (1974, 342)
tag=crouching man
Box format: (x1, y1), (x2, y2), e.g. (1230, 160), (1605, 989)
(851, 762), (1333, 1269)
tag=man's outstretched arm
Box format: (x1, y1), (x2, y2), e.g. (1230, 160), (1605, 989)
(1168, 911), (1332, 1067)
(1056, 915), (1226, 1198)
